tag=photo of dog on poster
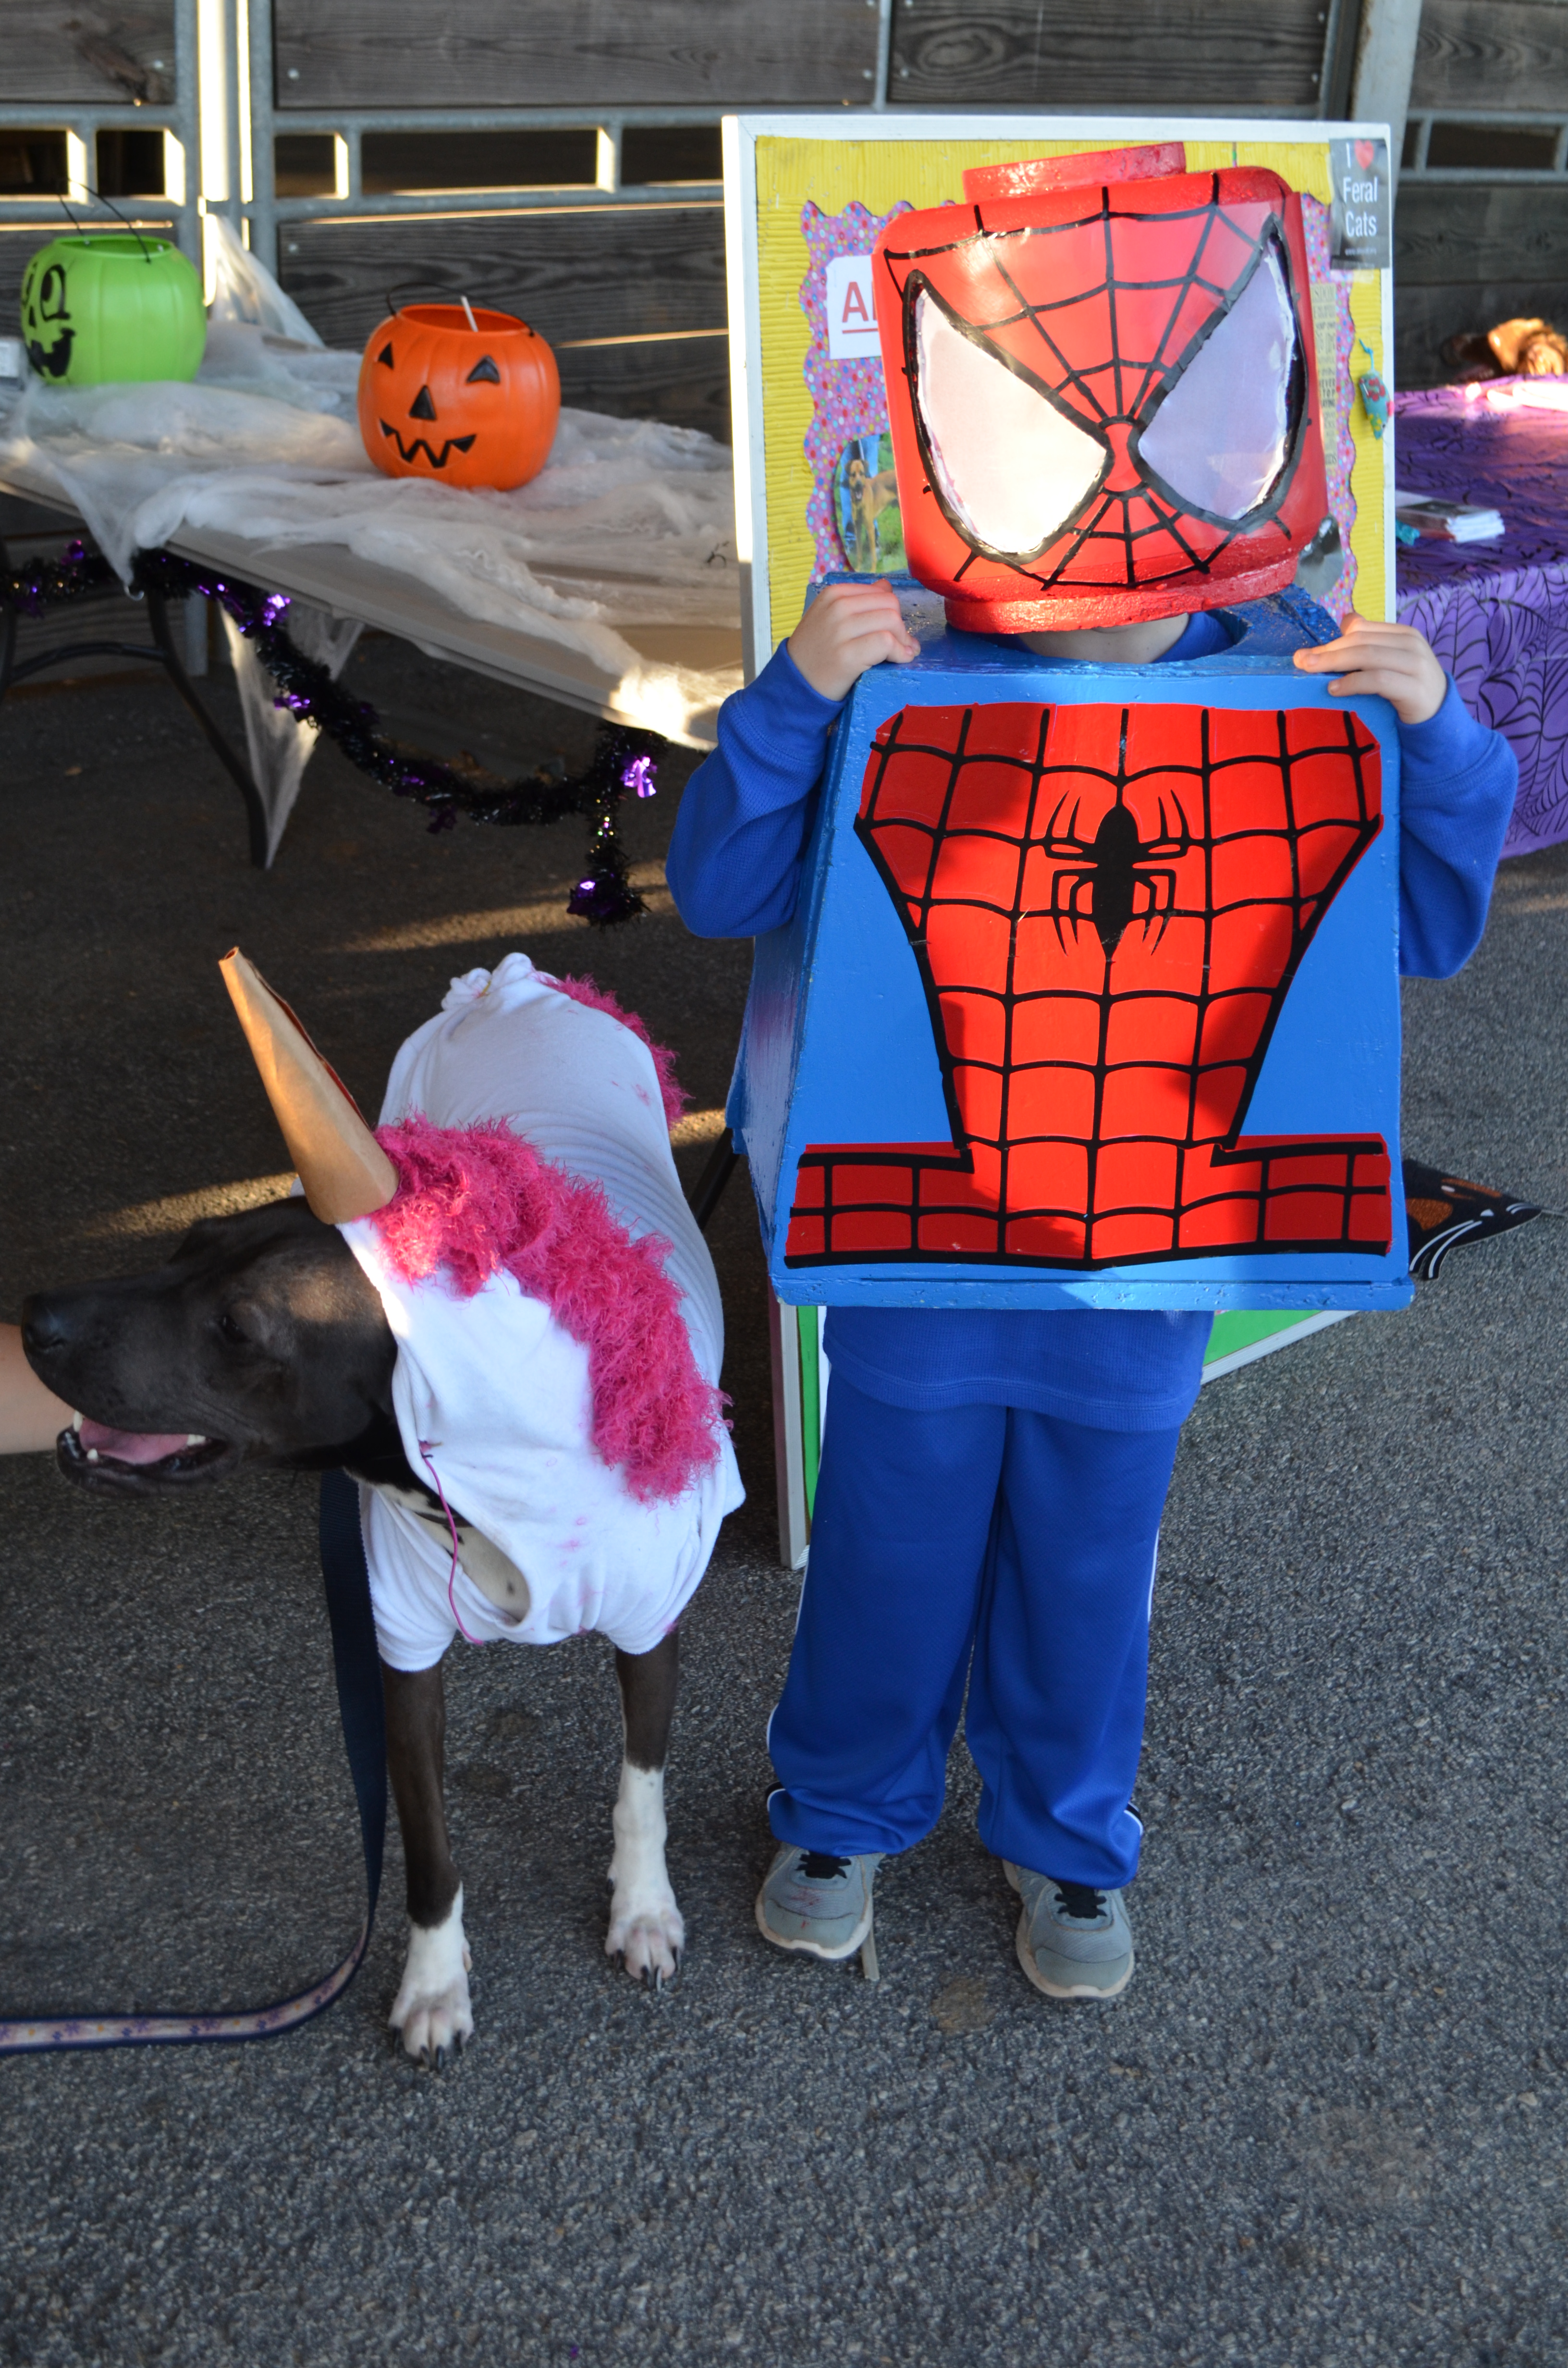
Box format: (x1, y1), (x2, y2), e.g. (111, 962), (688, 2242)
(833, 432), (904, 576)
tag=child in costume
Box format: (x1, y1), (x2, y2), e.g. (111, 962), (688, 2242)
(666, 144), (1518, 1999)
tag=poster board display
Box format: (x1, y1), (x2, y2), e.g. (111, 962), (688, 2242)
(723, 115), (1400, 1553)
(722, 113), (1395, 671)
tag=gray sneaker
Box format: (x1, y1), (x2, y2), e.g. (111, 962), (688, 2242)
(756, 1845), (881, 1960)
(1005, 1862), (1135, 1999)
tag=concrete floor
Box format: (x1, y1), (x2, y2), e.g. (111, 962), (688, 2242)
(0, 636), (1564, 2367)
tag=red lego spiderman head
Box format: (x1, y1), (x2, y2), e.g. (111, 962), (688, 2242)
(871, 142), (1327, 631)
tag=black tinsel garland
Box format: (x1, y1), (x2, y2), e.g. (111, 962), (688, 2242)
(2, 539), (665, 924)
(1, 542), (117, 617)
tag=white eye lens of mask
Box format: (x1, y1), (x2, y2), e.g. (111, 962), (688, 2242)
(1137, 245), (1298, 521)
(914, 288), (1105, 559)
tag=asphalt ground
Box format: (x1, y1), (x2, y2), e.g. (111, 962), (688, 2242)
(0, 629), (1564, 2368)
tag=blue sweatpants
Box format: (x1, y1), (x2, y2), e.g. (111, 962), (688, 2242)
(767, 1376), (1182, 1889)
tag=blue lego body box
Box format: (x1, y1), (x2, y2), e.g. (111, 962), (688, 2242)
(729, 604), (1409, 1313)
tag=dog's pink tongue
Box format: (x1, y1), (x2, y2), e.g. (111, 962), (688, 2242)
(78, 1418), (191, 1465)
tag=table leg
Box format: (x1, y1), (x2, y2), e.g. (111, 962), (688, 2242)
(689, 1132), (742, 1233)
(0, 536), (267, 863)
(0, 532), (166, 702)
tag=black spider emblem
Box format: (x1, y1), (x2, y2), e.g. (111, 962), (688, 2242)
(1036, 792), (1192, 959)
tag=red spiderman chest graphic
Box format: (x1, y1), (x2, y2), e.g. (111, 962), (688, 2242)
(735, 657), (1409, 1313)
(786, 692), (1389, 1269)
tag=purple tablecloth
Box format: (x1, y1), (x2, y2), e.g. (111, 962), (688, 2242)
(1395, 378), (1568, 857)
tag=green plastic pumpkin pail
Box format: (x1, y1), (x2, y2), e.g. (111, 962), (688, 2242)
(20, 234), (205, 387)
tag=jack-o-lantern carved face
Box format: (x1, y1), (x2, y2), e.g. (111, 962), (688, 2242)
(871, 144), (1328, 631)
(22, 259), (74, 380)
(18, 233), (204, 387)
(356, 302), (561, 492)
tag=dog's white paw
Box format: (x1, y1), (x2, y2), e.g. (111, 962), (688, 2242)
(606, 1761), (683, 1987)
(606, 1894), (686, 1987)
(390, 1889), (473, 2066)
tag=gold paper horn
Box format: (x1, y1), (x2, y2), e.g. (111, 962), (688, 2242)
(219, 949), (398, 1223)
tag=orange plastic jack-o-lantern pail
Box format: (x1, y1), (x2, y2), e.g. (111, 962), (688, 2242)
(357, 302), (561, 491)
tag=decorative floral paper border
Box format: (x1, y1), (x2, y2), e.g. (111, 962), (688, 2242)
(799, 197), (913, 584)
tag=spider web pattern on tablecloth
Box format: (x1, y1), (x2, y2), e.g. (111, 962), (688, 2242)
(1395, 384), (1568, 855)
(1399, 573), (1568, 855)
(785, 700), (1391, 1271)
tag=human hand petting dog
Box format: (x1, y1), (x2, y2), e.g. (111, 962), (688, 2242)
(788, 579), (919, 702)
(1293, 615), (1448, 726)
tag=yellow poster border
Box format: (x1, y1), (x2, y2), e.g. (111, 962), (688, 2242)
(735, 121), (1392, 662)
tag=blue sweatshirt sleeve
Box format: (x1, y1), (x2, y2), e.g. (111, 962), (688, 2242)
(1396, 678), (1517, 979)
(666, 643), (844, 938)
(669, 635), (1518, 978)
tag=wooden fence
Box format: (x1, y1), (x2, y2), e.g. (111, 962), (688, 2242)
(1396, 0), (1568, 384)
(1, 0), (1566, 423)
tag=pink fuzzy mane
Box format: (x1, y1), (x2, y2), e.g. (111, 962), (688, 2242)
(371, 1117), (722, 1504)
(544, 973), (688, 1128)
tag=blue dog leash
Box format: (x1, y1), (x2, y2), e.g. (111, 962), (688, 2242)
(0, 1470), (385, 2056)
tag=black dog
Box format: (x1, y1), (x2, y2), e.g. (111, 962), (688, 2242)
(23, 1198), (686, 2064)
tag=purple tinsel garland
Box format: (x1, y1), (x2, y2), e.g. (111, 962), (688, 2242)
(0, 540), (117, 617)
(1, 540), (664, 925)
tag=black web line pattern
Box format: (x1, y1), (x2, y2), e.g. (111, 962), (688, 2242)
(891, 182), (1298, 593)
(987, 197), (1264, 586)
(786, 702), (1391, 1272)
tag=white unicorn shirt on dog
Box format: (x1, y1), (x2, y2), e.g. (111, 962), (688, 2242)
(340, 951), (744, 1670)
(22, 946), (738, 2050)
